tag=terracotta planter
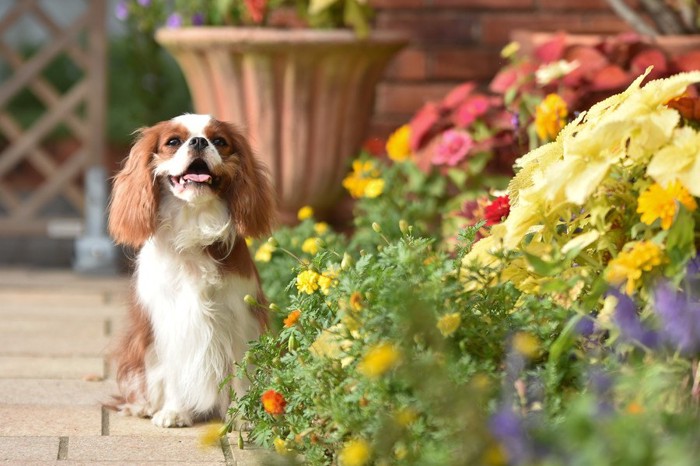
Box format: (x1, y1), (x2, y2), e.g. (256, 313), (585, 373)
(155, 27), (407, 224)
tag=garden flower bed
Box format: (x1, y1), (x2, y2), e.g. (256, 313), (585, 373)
(220, 38), (700, 466)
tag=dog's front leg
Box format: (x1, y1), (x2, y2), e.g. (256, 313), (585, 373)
(151, 381), (193, 428)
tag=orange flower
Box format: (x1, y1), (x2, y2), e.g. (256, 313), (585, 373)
(284, 309), (301, 328)
(261, 389), (286, 415)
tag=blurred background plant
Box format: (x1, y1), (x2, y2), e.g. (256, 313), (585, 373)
(114, 0), (374, 35)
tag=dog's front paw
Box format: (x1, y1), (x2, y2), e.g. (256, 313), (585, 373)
(152, 409), (193, 428)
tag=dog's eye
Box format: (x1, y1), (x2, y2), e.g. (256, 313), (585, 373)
(166, 137), (181, 147)
(212, 137), (227, 147)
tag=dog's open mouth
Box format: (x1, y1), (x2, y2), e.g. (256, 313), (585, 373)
(170, 159), (217, 188)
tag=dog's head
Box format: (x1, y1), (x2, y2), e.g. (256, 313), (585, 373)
(108, 114), (275, 248)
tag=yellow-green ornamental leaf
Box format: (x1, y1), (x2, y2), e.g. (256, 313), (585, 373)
(648, 127), (700, 196)
(309, 0), (338, 15)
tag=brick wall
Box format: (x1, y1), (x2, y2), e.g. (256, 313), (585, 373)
(370, 0), (635, 138)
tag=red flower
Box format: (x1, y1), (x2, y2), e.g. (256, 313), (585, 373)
(261, 389), (286, 415)
(484, 195), (510, 226)
(244, 0), (266, 24)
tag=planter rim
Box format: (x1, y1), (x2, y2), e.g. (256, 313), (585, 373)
(155, 26), (409, 46)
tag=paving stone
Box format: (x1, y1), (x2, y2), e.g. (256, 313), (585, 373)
(0, 379), (115, 406)
(0, 405), (101, 436)
(0, 356), (104, 379)
(66, 436), (226, 462)
(108, 412), (224, 438)
(0, 331), (111, 358)
(0, 436), (58, 461)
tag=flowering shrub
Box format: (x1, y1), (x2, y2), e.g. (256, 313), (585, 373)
(115, 0), (373, 35)
(218, 69), (700, 465)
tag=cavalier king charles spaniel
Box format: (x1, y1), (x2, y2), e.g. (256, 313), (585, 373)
(107, 114), (275, 427)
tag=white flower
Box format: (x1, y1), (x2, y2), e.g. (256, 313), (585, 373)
(535, 60), (580, 86)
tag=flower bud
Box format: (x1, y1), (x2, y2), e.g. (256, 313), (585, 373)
(267, 237), (279, 247)
(341, 252), (354, 270)
(288, 333), (298, 351)
(243, 294), (258, 306)
(399, 219), (409, 235)
(238, 431), (245, 450)
(269, 302), (281, 312)
(372, 222), (382, 233)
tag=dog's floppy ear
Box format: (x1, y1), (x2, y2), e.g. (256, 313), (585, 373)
(226, 129), (276, 239)
(108, 126), (160, 248)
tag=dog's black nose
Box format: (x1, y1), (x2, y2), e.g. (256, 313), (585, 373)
(189, 137), (208, 150)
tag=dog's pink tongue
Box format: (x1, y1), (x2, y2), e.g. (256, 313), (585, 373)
(183, 173), (211, 183)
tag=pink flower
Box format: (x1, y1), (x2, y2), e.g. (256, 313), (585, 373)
(432, 130), (474, 166)
(455, 95), (490, 127)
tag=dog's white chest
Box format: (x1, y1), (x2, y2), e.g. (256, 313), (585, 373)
(134, 239), (260, 414)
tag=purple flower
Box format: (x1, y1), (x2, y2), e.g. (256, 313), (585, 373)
(137, 0), (151, 6)
(165, 12), (183, 28)
(115, 0), (128, 20)
(654, 282), (700, 355)
(191, 12), (205, 26)
(611, 289), (658, 349)
(432, 129), (474, 167)
(489, 407), (531, 464)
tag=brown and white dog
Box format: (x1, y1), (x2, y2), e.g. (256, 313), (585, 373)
(107, 114), (275, 427)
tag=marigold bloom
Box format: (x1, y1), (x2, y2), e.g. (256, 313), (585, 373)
(349, 291), (363, 311)
(605, 241), (664, 295)
(484, 195), (511, 226)
(339, 438), (372, 466)
(432, 129), (474, 167)
(637, 180), (697, 230)
(386, 124), (412, 162)
(254, 242), (275, 262)
(261, 389), (286, 415)
(437, 312), (461, 337)
(284, 309), (301, 328)
(301, 237), (320, 255)
(198, 422), (226, 448)
(512, 332), (540, 359)
(534, 93), (568, 141)
(314, 222), (329, 235)
(318, 270), (337, 295)
(342, 160), (384, 199)
(358, 343), (401, 378)
(296, 270), (320, 294)
(297, 205), (314, 221)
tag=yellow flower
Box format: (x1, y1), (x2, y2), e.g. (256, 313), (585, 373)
(302, 237), (320, 255)
(254, 242), (275, 262)
(500, 41), (520, 59)
(296, 270), (321, 294)
(358, 343), (401, 378)
(386, 124), (412, 162)
(342, 160), (384, 199)
(647, 126), (700, 196)
(349, 291), (363, 311)
(637, 180), (697, 230)
(339, 439), (372, 466)
(314, 222), (329, 235)
(318, 270), (338, 295)
(198, 422), (226, 449)
(274, 437), (291, 455)
(437, 312), (461, 337)
(605, 241), (664, 295)
(535, 93), (568, 141)
(512, 332), (540, 359)
(363, 178), (385, 198)
(297, 205), (314, 221)
(395, 407), (418, 427)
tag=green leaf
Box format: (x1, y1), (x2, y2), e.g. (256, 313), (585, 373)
(344, 0), (370, 37)
(309, 0), (339, 15)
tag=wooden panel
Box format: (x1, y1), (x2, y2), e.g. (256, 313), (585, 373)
(0, 0), (106, 237)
